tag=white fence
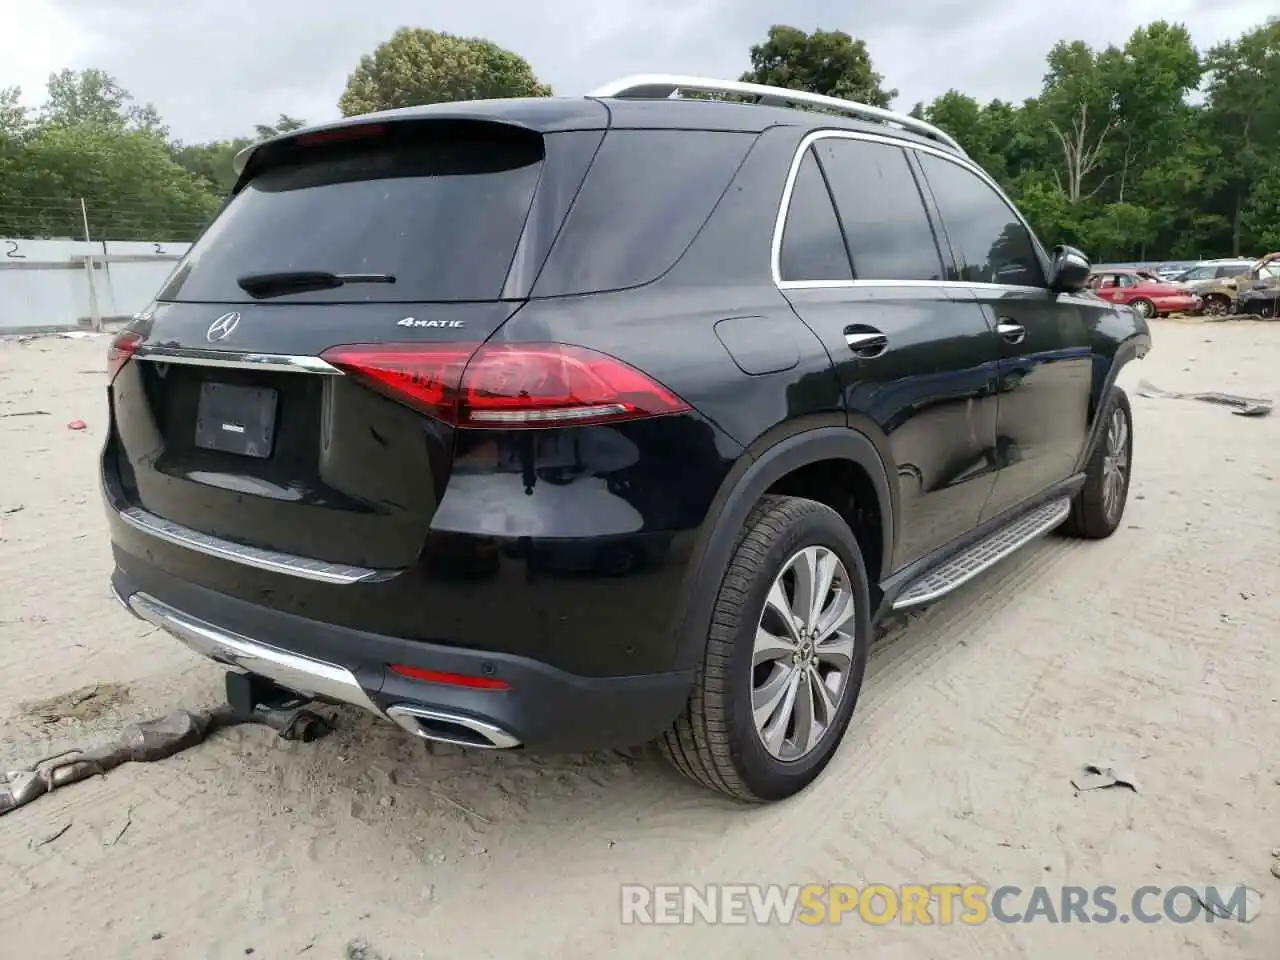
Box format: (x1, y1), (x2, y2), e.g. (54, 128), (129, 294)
(0, 238), (191, 334)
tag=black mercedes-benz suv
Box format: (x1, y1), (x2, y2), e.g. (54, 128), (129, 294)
(103, 75), (1150, 802)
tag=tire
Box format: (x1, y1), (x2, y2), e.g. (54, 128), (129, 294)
(1202, 295), (1231, 318)
(1060, 386), (1133, 539)
(1130, 298), (1155, 320)
(659, 495), (871, 802)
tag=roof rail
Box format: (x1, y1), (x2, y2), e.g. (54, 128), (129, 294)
(587, 74), (966, 156)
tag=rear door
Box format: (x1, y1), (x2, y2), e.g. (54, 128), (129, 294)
(913, 150), (1095, 522)
(776, 133), (1000, 568)
(106, 120), (586, 570)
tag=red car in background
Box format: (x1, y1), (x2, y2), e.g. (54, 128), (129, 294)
(1087, 268), (1201, 319)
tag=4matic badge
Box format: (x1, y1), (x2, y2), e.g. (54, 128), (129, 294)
(397, 317), (465, 328)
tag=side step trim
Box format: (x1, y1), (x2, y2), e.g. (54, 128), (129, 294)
(125, 591), (385, 718)
(117, 505), (393, 585)
(892, 496), (1071, 610)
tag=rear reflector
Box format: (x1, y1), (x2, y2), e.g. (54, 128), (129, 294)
(107, 328), (143, 382)
(389, 663), (510, 691)
(294, 123), (387, 147)
(320, 341), (691, 429)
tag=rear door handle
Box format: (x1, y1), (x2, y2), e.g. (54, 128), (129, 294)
(996, 321), (1026, 345)
(845, 330), (888, 358)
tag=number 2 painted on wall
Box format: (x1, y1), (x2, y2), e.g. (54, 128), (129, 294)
(3, 240), (25, 259)
(153, 243), (165, 255)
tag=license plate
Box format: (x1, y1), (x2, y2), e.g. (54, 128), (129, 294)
(194, 382), (278, 459)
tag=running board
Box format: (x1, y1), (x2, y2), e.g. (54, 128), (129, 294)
(892, 497), (1072, 610)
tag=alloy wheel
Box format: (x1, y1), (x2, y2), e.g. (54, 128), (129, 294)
(1101, 406), (1130, 521)
(751, 545), (858, 762)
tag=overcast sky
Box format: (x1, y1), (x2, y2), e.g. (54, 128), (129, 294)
(2, 0), (1274, 144)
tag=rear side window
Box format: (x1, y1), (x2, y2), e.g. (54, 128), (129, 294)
(813, 138), (944, 281)
(778, 149), (852, 282)
(531, 129), (754, 296)
(159, 127), (544, 303)
(916, 152), (1045, 287)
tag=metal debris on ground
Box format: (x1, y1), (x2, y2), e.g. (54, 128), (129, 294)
(1, 703), (332, 817)
(1071, 763), (1138, 793)
(1137, 379), (1272, 417)
(346, 939), (389, 960)
(1196, 886), (1264, 922)
(32, 821), (73, 848)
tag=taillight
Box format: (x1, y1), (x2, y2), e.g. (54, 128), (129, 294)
(107, 329), (143, 382)
(320, 342), (691, 429)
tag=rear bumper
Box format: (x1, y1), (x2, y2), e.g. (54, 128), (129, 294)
(110, 564), (694, 753)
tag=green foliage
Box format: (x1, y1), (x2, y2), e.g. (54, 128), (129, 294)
(741, 25), (896, 108)
(0, 70), (307, 239)
(337, 28), (550, 116)
(1242, 168), (1280, 251)
(914, 19), (1280, 261)
(6, 123), (220, 239)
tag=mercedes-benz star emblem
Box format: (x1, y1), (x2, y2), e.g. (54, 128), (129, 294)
(206, 312), (241, 343)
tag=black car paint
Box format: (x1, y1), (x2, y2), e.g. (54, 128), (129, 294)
(105, 95), (1148, 751)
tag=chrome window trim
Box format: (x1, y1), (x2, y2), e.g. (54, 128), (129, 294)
(771, 129), (1053, 292)
(133, 344), (343, 375)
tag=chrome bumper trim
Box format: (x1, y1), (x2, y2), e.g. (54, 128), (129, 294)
(117, 505), (391, 585)
(132, 345), (342, 375)
(127, 591), (384, 717)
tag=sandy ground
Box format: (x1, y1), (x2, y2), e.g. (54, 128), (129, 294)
(1, 320), (1277, 959)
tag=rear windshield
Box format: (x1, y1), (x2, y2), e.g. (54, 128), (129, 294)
(159, 128), (544, 303)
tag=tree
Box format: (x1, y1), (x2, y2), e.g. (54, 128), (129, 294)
(1202, 21), (1280, 254)
(253, 114), (306, 139)
(1241, 167), (1280, 251)
(1104, 23), (1202, 204)
(3, 124), (219, 239)
(171, 138), (252, 195)
(740, 25), (896, 108)
(40, 68), (169, 138)
(0, 87), (26, 140)
(1038, 41), (1116, 204)
(338, 28), (551, 116)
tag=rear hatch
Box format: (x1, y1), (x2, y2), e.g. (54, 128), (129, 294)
(106, 118), (558, 571)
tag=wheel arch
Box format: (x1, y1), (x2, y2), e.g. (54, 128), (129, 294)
(670, 421), (895, 672)
(1075, 330), (1150, 472)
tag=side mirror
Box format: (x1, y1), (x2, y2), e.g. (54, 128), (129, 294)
(1049, 245), (1091, 293)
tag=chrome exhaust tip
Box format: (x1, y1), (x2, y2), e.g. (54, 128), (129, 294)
(385, 704), (521, 750)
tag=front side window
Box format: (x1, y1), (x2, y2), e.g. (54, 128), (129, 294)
(813, 138), (944, 281)
(778, 149), (852, 282)
(916, 152), (1045, 288)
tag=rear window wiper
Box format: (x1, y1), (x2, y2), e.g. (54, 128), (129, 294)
(236, 270), (396, 299)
